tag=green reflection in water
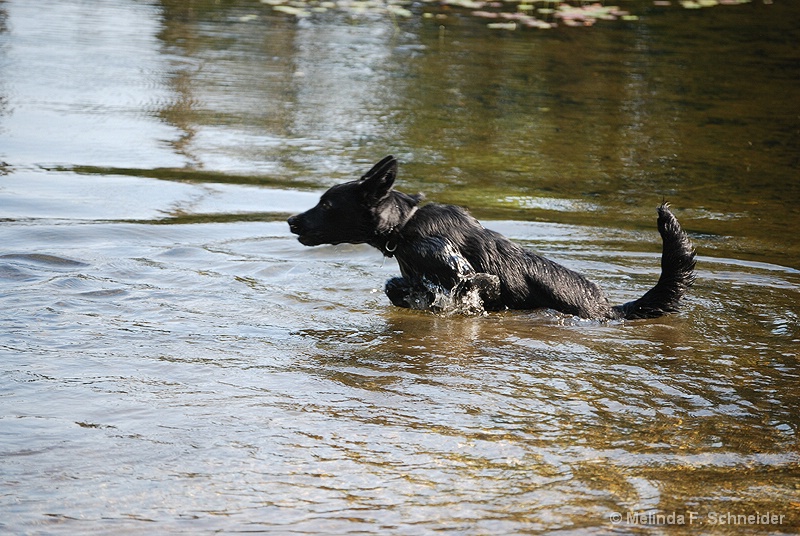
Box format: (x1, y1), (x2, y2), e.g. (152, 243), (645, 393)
(125, 0), (798, 265)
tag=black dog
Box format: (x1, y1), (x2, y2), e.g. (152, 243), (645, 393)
(288, 156), (696, 319)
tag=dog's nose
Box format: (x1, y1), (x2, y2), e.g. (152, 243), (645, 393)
(287, 215), (300, 234)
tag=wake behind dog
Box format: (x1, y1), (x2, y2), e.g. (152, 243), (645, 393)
(288, 156), (696, 320)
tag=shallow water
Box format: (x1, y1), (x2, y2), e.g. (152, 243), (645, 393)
(1, 0), (799, 533)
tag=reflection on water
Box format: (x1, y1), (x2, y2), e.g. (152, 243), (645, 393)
(1, 0), (799, 533)
(2, 219), (798, 533)
(0, 1), (183, 169)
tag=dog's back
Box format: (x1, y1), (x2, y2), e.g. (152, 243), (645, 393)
(393, 203), (616, 318)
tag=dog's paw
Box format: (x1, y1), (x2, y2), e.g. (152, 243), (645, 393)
(473, 273), (501, 302)
(455, 273), (500, 299)
(385, 277), (435, 310)
(451, 273), (502, 315)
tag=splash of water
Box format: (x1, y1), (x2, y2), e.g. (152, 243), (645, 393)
(401, 277), (490, 317)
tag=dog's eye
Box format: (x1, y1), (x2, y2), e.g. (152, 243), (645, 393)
(320, 200), (333, 211)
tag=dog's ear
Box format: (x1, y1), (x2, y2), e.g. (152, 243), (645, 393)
(359, 155), (397, 200)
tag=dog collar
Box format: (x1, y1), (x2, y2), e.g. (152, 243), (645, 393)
(382, 205), (418, 257)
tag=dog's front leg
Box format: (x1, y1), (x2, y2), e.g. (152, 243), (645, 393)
(452, 273), (502, 310)
(443, 249), (502, 309)
(384, 237), (469, 310)
(386, 237), (501, 311)
(431, 239), (502, 309)
(385, 276), (433, 309)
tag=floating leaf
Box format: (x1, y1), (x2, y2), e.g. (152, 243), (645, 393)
(522, 17), (555, 28)
(387, 4), (413, 16)
(273, 4), (312, 16)
(487, 21), (517, 29)
(262, 0), (758, 31)
(556, 3), (624, 23)
(443, 0), (486, 9)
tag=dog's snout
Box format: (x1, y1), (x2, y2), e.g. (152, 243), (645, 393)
(287, 214), (301, 234)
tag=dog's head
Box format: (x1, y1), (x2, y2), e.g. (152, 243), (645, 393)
(288, 156), (400, 246)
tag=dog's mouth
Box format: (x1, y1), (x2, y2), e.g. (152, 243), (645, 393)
(294, 233), (351, 247)
(296, 234), (322, 246)
(288, 216), (320, 246)
(288, 217), (347, 247)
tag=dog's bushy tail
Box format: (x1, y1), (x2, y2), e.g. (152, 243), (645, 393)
(612, 203), (696, 320)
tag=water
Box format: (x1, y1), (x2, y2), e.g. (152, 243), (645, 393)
(1, 0), (799, 533)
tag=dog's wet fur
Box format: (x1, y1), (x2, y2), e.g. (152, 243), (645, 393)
(288, 156), (696, 319)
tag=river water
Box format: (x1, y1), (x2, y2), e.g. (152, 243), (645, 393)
(1, 0), (798, 533)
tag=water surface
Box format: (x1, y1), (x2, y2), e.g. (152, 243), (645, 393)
(1, 0), (798, 533)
